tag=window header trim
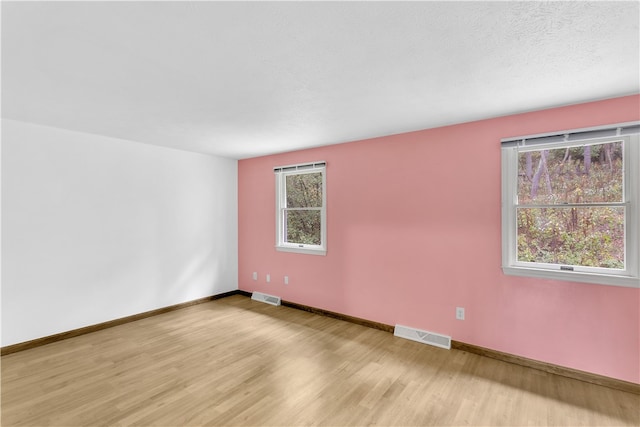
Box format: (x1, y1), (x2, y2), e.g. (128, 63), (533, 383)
(274, 161), (326, 174)
(501, 121), (640, 148)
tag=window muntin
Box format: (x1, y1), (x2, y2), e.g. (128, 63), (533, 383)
(275, 163), (326, 255)
(501, 127), (639, 288)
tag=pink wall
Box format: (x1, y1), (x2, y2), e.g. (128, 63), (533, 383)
(238, 95), (640, 384)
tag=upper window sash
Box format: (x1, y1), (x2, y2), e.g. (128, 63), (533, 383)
(513, 136), (627, 207)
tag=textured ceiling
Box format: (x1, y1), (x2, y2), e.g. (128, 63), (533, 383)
(2, 1), (639, 159)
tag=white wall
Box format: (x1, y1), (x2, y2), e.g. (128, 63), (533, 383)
(1, 119), (238, 346)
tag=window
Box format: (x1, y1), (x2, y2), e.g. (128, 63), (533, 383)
(501, 123), (639, 287)
(275, 162), (326, 255)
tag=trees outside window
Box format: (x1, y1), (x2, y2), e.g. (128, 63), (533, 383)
(284, 172), (323, 245)
(516, 142), (624, 268)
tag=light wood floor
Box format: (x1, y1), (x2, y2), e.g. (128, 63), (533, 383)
(2, 295), (638, 426)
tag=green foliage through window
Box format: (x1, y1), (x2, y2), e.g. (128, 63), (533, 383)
(284, 172), (323, 245)
(516, 142), (624, 269)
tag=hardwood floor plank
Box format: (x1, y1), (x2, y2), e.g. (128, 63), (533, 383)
(2, 295), (638, 426)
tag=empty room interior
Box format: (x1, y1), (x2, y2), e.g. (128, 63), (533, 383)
(2, 1), (640, 426)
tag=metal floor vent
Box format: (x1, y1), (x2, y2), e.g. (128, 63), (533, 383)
(394, 324), (451, 350)
(251, 292), (281, 306)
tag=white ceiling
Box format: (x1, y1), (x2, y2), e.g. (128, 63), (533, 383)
(2, 1), (639, 159)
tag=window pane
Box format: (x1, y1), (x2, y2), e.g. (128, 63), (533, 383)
(285, 209), (321, 245)
(517, 142), (623, 204)
(286, 172), (323, 208)
(517, 207), (624, 268)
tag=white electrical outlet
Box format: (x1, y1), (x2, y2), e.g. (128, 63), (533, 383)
(284, 276), (289, 285)
(456, 307), (465, 320)
(252, 272), (257, 281)
(266, 274), (270, 283)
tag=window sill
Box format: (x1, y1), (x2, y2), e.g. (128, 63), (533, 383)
(276, 245), (326, 256)
(502, 266), (639, 288)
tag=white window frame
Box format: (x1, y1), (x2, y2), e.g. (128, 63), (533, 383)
(275, 161), (327, 256)
(501, 124), (639, 288)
